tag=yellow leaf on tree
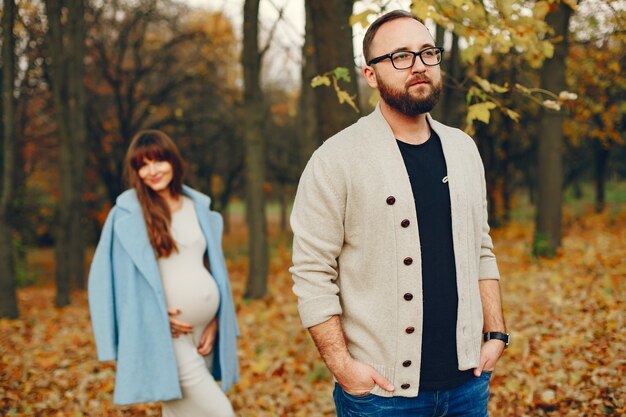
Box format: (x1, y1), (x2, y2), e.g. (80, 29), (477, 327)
(542, 40), (555, 59)
(472, 76), (508, 94)
(336, 90), (360, 113)
(473, 76), (493, 93)
(492, 83), (509, 93)
(505, 108), (521, 122)
(498, 0), (515, 19)
(467, 101), (496, 124)
(534, 1), (550, 20)
(310, 75), (330, 88)
(411, 2), (432, 20)
(349, 10), (377, 29)
(461, 44), (481, 64)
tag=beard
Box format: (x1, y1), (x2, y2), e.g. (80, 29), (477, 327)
(377, 73), (442, 117)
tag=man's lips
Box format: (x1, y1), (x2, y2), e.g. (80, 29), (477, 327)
(406, 77), (431, 88)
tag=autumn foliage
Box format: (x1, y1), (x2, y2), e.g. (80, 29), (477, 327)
(1, 208), (624, 416)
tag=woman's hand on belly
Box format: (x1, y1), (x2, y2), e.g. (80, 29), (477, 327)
(197, 317), (218, 355)
(168, 307), (193, 337)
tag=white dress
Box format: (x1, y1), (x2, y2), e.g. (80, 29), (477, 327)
(158, 197), (235, 417)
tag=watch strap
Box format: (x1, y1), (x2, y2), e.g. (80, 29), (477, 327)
(483, 331), (510, 347)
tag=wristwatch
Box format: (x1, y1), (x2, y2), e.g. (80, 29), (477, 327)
(483, 332), (510, 348)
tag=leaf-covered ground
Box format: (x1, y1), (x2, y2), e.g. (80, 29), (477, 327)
(1, 209), (624, 416)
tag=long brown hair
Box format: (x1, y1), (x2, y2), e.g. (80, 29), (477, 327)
(124, 130), (185, 258)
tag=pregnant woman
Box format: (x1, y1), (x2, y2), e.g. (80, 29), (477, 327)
(88, 130), (239, 416)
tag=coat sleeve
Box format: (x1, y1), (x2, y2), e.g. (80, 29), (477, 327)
(209, 211), (240, 337)
(88, 207), (118, 361)
(289, 154), (346, 328)
(205, 209), (240, 390)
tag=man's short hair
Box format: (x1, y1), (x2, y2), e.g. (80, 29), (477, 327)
(362, 10), (424, 64)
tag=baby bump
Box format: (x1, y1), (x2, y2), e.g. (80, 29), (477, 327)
(163, 268), (221, 329)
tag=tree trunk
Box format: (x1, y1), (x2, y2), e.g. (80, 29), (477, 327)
(0, 0), (19, 319)
(242, 0), (268, 299)
(68, 0), (87, 290)
(279, 183), (288, 232)
(430, 24), (446, 121)
(223, 209), (231, 235)
(476, 124), (499, 227)
(46, 0), (87, 305)
(501, 126), (512, 224)
(442, 32), (464, 127)
(219, 172), (240, 236)
(46, 0), (71, 306)
(501, 61), (518, 224)
(534, 2), (572, 257)
(572, 179), (583, 200)
(298, 0), (320, 169)
(593, 140), (609, 213)
(309, 0), (359, 142)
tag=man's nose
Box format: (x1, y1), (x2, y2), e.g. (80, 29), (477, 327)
(411, 55), (426, 72)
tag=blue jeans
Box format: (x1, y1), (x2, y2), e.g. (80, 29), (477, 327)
(333, 372), (491, 417)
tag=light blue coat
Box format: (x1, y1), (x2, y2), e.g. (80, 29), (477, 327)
(88, 185), (239, 405)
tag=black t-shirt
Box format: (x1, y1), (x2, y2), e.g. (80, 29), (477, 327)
(396, 131), (473, 391)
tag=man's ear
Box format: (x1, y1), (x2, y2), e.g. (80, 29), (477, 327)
(363, 65), (378, 89)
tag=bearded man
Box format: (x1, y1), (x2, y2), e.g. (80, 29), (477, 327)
(290, 10), (509, 417)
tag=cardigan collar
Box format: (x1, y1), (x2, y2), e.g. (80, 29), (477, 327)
(362, 104), (469, 269)
(366, 103), (457, 147)
(365, 104), (468, 195)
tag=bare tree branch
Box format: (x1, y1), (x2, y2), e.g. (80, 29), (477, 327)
(259, 0), (285, 59)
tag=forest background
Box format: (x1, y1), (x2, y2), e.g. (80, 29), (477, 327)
(0, 0), (624, 415)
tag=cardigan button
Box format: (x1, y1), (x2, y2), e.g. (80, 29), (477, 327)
(404, 293), (413, 301)
(405, 326), (415, 334)
(386, 196), (396, 205)
(403, 257), (413, 265)
(401, 219), (410, 228)
(402, 360), (412, 367)
(401, 383), (410, 389)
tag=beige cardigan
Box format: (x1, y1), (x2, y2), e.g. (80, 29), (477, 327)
(290, 106), (500, 397)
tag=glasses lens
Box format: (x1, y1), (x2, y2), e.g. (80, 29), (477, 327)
(421, 48), (442, 65)
(391, 51), (415, 69)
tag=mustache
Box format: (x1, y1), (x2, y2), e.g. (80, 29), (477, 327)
(405, 75), (431, 87)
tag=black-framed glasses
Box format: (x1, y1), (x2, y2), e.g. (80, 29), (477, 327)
(367, 47), (444, 69)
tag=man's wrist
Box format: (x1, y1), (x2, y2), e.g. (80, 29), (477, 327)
(483, 331), (510, 348)
(326, 351), (353, 376)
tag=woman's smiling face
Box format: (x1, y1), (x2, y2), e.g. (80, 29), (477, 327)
(137, 158), (174, 194)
